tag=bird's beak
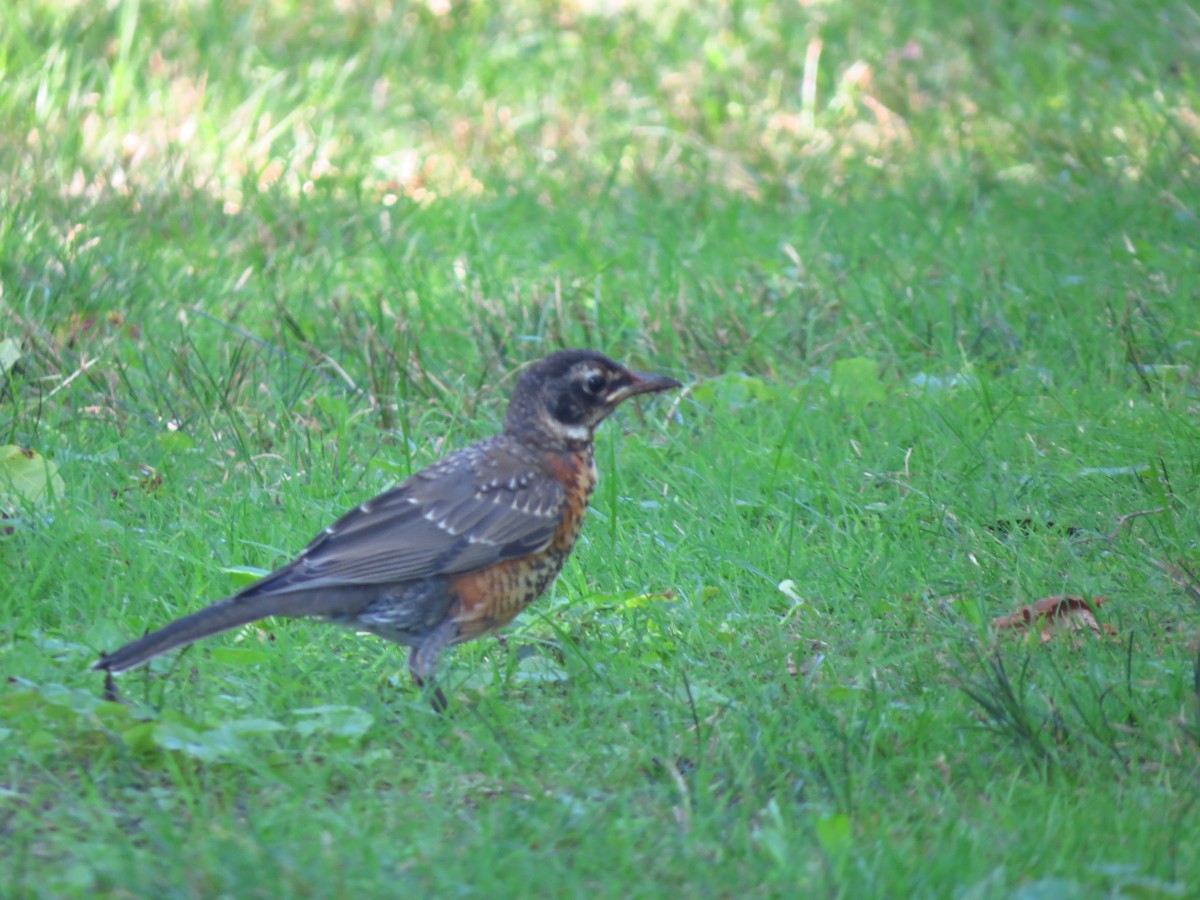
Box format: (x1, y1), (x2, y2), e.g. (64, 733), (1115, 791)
(606, 369), (684, 405)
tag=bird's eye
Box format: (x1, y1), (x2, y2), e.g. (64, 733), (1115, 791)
(584, 372), (606, 395)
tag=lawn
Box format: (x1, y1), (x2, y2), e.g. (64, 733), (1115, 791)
(2, 0), (1199, 896)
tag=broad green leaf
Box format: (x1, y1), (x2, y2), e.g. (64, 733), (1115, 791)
(513, 655), (568, 684)
(38, 682), (103, 716)
(292, 705), (374, 739)
(0, 445), (66, 512)
(121, 722), (159, 756)
(153, 720), (246, 761)
(92, 701), (136, 731)
(209, 646), (272, 666)
(830, 357), (885, 406)
(0, 338), (21, 376)
(314, 394), (351, 422)
(219, 565), (271, 587)
(815, 812), (852, 856)
(156, 431), (195, 453)
(222, 717), (286, 735)
(0, 688), (41, 717)
(690, 373), (793, 410)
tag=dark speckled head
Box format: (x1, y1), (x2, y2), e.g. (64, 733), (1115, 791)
(504, 349), (682, 447)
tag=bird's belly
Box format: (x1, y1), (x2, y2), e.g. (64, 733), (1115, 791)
(449, 551), (569, 640)
(328, 577), (455, 648)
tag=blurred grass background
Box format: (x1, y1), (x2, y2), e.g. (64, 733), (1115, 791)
(2, 0), (1199, 896)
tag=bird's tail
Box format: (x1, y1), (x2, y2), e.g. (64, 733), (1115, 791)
(93, 590), (357, 674)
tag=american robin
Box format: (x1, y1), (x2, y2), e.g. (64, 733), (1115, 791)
(95, 349), (682, 710)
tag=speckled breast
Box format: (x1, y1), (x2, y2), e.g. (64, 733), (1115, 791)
(451, 446), (596, 640)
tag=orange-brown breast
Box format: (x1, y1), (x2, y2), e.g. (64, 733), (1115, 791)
(448, 446), (597, 642)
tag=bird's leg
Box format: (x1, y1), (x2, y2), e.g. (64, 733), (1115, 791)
(102, 670), (122, 704)
(408, 619), (459, 713)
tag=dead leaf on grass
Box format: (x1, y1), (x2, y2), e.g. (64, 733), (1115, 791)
(992, 594), (1116, 643)
(785, 638), (828, 678)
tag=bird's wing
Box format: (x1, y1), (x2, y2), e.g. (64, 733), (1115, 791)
(240, 438), (564, 597)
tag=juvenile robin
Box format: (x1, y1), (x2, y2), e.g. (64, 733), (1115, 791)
(95, 349), (682, 709)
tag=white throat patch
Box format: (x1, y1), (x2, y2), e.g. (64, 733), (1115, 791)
(559, 422), (592, 443)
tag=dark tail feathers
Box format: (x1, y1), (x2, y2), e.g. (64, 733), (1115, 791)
(94, 590), (355, 674)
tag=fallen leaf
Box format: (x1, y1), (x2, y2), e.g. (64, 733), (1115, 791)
(831, 357), (886, 406)
(0, 338), (22, 377)
(0, 445), (66, 514)
(992, 594), (1115, 643)
(785, 638), (828, 678)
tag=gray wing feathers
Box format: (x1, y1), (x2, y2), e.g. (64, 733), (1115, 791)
(240, 441), (564, 596)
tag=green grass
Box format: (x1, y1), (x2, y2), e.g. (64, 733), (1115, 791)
(2, 0), (1199, 895)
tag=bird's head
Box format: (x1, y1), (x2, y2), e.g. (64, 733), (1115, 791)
(505, 349), (682, 448)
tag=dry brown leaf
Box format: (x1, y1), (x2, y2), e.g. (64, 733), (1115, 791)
(785, 639), (828, 678)
(992, 594), (1116, 643)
